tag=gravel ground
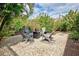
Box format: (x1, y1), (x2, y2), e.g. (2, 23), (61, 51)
(0, 32), (68, 56)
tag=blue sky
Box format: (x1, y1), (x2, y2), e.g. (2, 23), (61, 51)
(29, 3), (79, 19)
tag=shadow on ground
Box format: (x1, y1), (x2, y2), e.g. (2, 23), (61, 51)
(0, 35), (23, 47)
(0, 35), (24, 56)
(63, 38), (79, 56)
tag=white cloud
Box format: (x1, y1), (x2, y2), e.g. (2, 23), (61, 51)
(29, 3), (79, 19)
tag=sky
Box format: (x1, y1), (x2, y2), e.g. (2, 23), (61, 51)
(28, 3), (79, 19)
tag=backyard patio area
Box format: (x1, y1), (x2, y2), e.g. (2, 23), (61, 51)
(0, 32), (68, 56)
(1, 3), (79, 56)
(0, 32), (79, 56)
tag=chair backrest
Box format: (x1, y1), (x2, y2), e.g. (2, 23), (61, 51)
(42, 27), (46, 34)
(22, 26), (30, 34)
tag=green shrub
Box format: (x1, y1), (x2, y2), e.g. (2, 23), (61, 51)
(69, 11), (79, 41)
(53, 19), (68, 32)
(37, 14), (54, 32)
(0, 17), (27, 38)
(53, 20), (60, 31)
(69, 31), (79, 41)
(10, 17), (25, 32)
(59, 20), (68, 31)
(0, 28), (15, 37)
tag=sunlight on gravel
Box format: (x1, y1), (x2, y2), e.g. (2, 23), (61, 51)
(0, 32), (68, 56)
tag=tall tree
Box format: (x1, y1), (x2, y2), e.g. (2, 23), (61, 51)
(0, 3), (24, 31)
(0, 3), (34, 31)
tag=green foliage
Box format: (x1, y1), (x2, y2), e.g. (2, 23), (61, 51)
(0, 4), (79, 42)
(69, 31), (79, 41)
(0, 3), (34, 38)
(53, 20), (60, 31)
(73, 13), (79, 32)
(37, 13), (54, 32)
(53, 19), (68, 32)
(53, 10), (78, 32)
(0, 3), (24, 32)
(11, 18), (24, 32)
(0, 29), (14, 37)
(59, 20), (68, 31)
(62, 10), (77, 31)
(68, 10), (79, 41)
(0, 3), (34, 31)
(0, 4), (24, 16)
(0, 16), (29, 38)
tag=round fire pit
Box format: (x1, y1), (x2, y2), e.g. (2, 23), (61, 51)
(33, 31), (40, 38)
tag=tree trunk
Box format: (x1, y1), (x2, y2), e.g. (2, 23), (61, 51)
(0, 18), (6, 31)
